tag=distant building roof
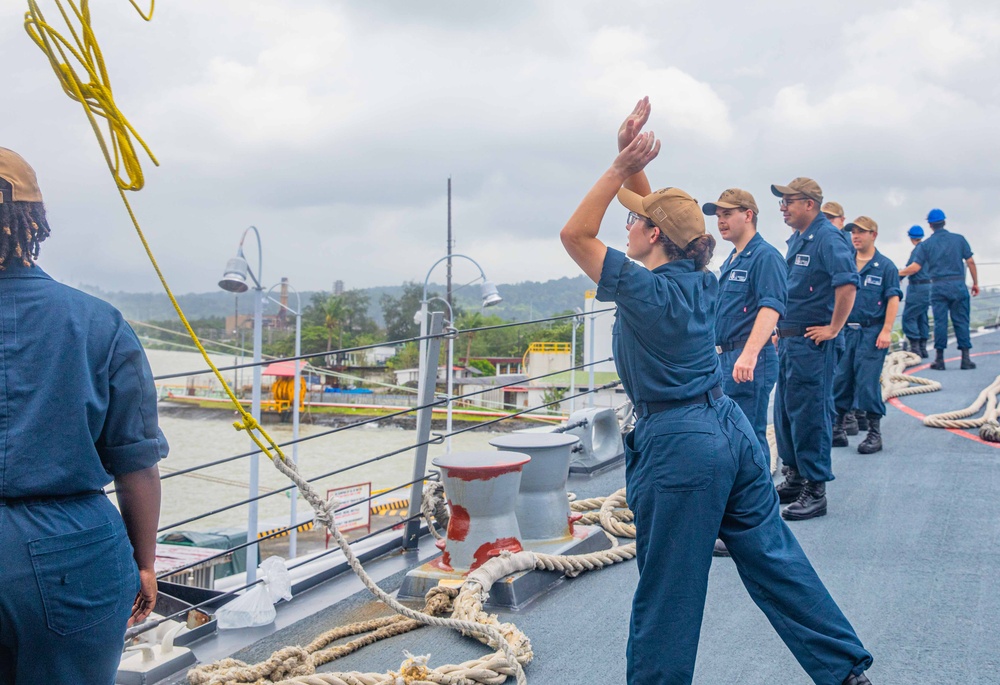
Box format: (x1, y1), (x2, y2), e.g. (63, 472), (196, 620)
(457, 374), (527, 387)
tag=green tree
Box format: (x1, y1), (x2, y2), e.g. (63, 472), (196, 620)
(381, 282), (437, 342)
(323, 296), (347, 351)
(466, 358), (496, 376)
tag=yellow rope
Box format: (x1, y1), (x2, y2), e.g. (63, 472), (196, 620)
(23, 0), (290, 468)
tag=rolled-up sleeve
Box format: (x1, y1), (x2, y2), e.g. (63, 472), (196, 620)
(753, 250), (788, 317)
(883, 263), (903, 300)
(596, 247), (628, 302)
(822, 233), (860, 289)
(96, 325), (169, 476)
(596, 247), (671, 323)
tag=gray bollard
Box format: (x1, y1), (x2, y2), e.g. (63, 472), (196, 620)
(429, 450), (530, 573)
(489, 433), (580, 541)
(564, 407), (625, 474)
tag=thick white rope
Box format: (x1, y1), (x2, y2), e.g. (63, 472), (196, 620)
(880, 349), (1000, 441)
(189, 474), (639, 685)
(882, 350), (941, 400)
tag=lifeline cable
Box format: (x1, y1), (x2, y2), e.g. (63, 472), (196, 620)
(23, 4), (528, 681)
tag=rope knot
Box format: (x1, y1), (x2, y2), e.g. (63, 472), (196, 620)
(267, 646), (315, 680)
(389, 651), (432, 684)
(234, 415), (259, 433)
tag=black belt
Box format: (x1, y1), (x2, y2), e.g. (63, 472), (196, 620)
(930, 276), (964, 283)
(636, 385), (723, 418)
(0, 489), (105, 506)
(909, 279), (930, 285)
(717, 336), (751, 353)
(777, 324), (825, 338)
(846, 318), (884, 329)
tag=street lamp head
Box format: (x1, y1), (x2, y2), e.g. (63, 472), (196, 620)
(219, 256), (251, 293)
(480, 280), (502, 307)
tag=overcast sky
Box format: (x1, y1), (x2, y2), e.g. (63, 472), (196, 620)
(4, 0), (999, 295)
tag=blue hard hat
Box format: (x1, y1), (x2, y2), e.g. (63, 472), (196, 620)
(927, 208), (946, 223)
(907, 225), (924, 238)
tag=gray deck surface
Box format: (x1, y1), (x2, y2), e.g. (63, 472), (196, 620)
(192, 332), (1000, 684)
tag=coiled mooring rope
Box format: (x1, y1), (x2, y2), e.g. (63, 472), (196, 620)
(881, 350), (941, 400)
(187, 488), (639, 685)
(921, 375), (1000, 441)
(880, 350), (1000, 441)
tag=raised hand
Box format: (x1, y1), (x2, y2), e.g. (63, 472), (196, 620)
(612, 130), (660, 179)
(618, 96), (651, 152)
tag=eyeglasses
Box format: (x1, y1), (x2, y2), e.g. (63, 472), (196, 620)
(778, 196), (810, 208)
(627, 211), (651, 227)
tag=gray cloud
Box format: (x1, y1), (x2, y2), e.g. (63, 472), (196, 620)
(5, 0), (1000, 294)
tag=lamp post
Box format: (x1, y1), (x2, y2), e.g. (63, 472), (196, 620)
(426, 296), (455, 451)
(588, 300), (596, 407)
(265, 282), (302, 558)
(415, 254), (501, 451)
(218, 226), (264, 584)
(569, 307), (583, 414)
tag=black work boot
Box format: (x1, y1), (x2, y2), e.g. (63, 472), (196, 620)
(843, 410), (859, 436)
(857, 413), (883, 454)
(931, 348), (946, 370)
(961, 348), (977, 370)
(906, 337), (919, 353)
(782, 480), (827, 520)
(855, 408), (869, 432)
(833, 412), (850, 447)
(713, 538), (730, 557)
(918, 339), (929, 358)
(843, 672), (872, 685)
(776, 466), (805, 504)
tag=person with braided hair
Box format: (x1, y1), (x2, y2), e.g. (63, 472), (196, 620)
(0, 193), (50, 268)
(558, 99), (873, 685)
(0, 147), (167, 685)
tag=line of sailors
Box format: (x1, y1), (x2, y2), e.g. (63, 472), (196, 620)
(706, 178), (978, 531)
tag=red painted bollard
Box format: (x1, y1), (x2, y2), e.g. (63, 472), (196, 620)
(430, 450), (530, 573)
(489, 433), (580, 541)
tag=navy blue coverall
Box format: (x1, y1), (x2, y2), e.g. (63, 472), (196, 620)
(716, 232), (787, 459)
(901, 244), (930, 342)
(833, 251), (902, 418)
(0, 263), (167, 685)
(598, 247), (871, 685)
(774, 214), (860, 483)
(910, 228), (974, 350)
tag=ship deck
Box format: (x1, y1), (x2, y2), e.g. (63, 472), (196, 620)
(166, 330), (1000, 685)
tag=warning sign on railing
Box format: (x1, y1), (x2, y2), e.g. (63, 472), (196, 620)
(328, 483), (371, 534)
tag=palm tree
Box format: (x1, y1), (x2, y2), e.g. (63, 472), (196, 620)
(323, 295), (346, 353)
(459, 311), (485, 364)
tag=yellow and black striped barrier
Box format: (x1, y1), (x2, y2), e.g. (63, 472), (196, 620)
(371, 498), (410, 517)
(257, 495), (413, 538)
(258, 520), (315, 539)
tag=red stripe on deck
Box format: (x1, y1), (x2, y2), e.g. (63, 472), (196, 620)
(889, 349), (1000, 449)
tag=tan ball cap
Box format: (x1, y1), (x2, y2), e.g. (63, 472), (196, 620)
(618, 186), (705, 249)
(702, 188), (759, 216)
(845, 216), (878, 233)
(0, 148), (43, 203)
(770, 177), (823, 203)
(820, 201), (844, 218)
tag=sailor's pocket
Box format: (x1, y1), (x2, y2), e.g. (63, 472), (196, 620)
(785, 337), (828, 387)
(646, 420), (717, 493)
(29, 522), (125, 635)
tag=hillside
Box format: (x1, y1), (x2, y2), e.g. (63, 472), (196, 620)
(79, 274), (597, 325)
